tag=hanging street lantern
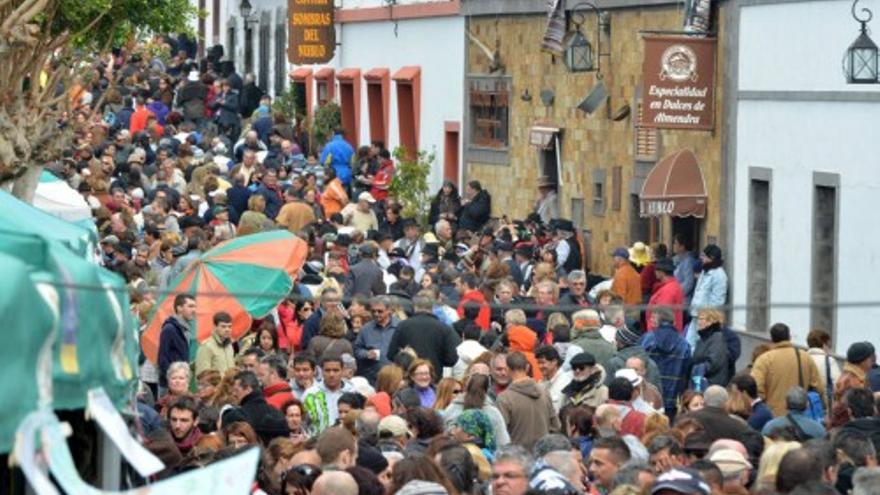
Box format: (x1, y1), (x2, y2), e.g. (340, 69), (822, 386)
(564, 2), (609, 78)
(844, 0), (879, 84)
(565, 25), (594, 72)
(240, 0), (253, 19)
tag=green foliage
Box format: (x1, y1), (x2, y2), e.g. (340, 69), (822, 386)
(312, 102), (341, 149)
(389, 147), (435, 226)
(273, 84), (300, 122)
(57, 0), (196, 50)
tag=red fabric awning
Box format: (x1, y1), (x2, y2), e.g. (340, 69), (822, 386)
(639, 149), (707, 218)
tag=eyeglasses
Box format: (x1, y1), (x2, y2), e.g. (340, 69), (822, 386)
(453, 389), (463, 394)
(572, 365), (589, 371)
(491, 471), (527, 481)
(282, 463), (322, 486)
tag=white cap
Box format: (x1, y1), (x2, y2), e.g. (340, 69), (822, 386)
(358, 191), (377, 203)
(615, 368), (643, 387)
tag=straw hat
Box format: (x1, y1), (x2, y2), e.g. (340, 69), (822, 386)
(628, 241), (652, 267)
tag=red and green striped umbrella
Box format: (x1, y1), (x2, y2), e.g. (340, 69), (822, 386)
(142, 230), (308, 363)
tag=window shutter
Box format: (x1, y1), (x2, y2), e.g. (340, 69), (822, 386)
(612, 166), (622, 211)
(634, 100), (659, 162)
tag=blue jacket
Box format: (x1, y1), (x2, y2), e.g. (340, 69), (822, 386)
(748, 399), (774, 431)
(353, 317), (399, 383)
(641, 323), (691, 415)
(762, 411), (826, 440)
(319, 134), (354, 186)
(690, 266), (728, 316)
(157, 316), (189, 387)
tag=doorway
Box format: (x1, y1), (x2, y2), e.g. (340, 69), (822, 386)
(671, 217), (702, 254)
(444, 126), (460, 184)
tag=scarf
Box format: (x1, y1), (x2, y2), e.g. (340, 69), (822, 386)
(456, 409), (497, 452)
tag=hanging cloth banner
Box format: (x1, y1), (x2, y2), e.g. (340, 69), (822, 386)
(541, 0), (568, 55)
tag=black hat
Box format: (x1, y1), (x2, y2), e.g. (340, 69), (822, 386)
(359, 243), (377, 257)
(703, 244), (723, 262)
(300, 274), (324, 285)
(422, 243), (439, 257)
(179, 215), (205, 230)
(336, 233), (352, 247)
(655, 257), (675, 274)
(847, 341), (876, 364)
(554, 219), (575, 233)
(493, 240), (514, 253)
(570, 352), (596, 368)
(356, 444), (389, 475)
(393, 388), (421, 409)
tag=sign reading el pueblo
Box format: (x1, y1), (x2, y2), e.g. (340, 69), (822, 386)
(641, 36), (716, 131)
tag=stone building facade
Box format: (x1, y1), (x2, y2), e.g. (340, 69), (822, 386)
(462, 0), (728, 275)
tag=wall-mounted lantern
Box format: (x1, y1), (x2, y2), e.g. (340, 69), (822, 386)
(564, 2), (610, 77)
(845, 0), (879, 84)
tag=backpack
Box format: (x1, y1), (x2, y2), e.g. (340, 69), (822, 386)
(794, 348), (826, 422)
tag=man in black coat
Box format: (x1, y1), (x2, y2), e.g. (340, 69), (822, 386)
(387, 293), (460, 375)
(685, 385), (764, 461)
(176, 71), (208, 125)
(157, 294), (196, 394)
(232, 370), (289, 443)
(458, 180), (491, 233)
(840, 387), (880, 454)
(345, 244), (386, 298)
(239, 73), (264, 118)
(212, 78), (241, 144)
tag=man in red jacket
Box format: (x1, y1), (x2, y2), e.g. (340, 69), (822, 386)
(258, 355), (295, 410)
(646, 258), (685, 332)
(456, 273), (490, 330)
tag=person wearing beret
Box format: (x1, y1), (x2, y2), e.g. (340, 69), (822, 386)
(830, 341), (875, 427)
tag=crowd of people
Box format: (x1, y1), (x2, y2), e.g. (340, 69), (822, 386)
(54, 39), (880, 495)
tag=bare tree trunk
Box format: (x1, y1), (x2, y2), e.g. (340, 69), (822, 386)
(11, 163), (42, 202)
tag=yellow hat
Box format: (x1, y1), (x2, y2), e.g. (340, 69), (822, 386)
(628, 241), (652, 267)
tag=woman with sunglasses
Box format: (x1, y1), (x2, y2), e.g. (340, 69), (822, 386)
(281, 464), (322, 495)
(433, 377), (462, 411)
(278, 298), (314, 353)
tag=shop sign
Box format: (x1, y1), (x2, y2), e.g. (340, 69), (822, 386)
(288, 0), (336, 64)
(641, 36), (716, 130)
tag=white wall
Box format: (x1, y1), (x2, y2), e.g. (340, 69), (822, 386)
(204, 0), (465, 190)
(732, 0), (880, 353)
(738, 1), (877, 92)
(334, 16), (465, 190)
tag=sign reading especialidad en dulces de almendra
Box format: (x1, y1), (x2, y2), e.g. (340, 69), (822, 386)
(288, 0), (336, 65)
(641, 36), (717, 131)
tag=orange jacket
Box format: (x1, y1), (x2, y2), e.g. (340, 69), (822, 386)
(611, 263), (642, 306)
(508, 325), (543, 381)
(320, 178), (348, 219)
(458, 289), (491, 330)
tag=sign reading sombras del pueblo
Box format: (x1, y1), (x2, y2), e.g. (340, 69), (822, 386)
(288, 0), (336, 65)
(641, 36), (717, 131)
